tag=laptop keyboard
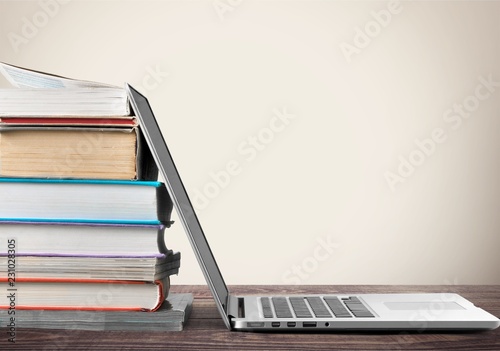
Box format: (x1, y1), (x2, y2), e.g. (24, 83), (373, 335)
(261, 296), (374, 319)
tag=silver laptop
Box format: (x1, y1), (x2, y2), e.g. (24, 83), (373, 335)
(126, 84), (500, 331)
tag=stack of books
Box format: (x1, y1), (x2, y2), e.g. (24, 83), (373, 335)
(0, 63), (188, 329)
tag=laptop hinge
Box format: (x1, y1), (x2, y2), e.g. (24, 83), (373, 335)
(228, 295), (244, 319)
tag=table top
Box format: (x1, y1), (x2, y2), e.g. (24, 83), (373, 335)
(6, 285), (500, 350)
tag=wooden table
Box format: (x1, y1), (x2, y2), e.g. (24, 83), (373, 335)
(6, 285), (500, 350)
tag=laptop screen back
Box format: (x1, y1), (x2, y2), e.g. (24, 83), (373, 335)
(127, 84), (231, 328)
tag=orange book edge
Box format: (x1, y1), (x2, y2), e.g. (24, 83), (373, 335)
(0, 277), (167, 312)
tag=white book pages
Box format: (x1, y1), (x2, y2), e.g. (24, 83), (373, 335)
(0, 62), (129, 116)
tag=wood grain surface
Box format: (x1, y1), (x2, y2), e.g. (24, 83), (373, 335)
(4, 285), (500, 350)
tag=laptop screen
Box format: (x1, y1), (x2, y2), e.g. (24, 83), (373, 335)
(127, 84), (231, 327)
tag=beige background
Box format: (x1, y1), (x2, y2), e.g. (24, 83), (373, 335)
(0, 0), (499, 285)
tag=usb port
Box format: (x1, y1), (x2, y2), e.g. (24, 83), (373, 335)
(287, 322), (296, 327)
(272, 322), (280, 328)
(303, 322), (317, 328)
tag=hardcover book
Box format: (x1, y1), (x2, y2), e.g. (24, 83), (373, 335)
(0, 178), (173, 224)
(0, 125), (157, 180)
(0, 252), (181, 281)
(0, 277), (170, 311)
(0, 221), (171, 257)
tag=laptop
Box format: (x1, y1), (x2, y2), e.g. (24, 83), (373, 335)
(126, 84), (500, 331)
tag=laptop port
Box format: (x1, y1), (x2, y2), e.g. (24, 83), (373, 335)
(303, 322), (317, 328)
(287, 322), (296, 327)
(272, 322), (280, 328)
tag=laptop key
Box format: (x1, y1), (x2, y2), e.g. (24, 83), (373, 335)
(289, 297), (312, 318)
(324, 297), (352, 318)
(344, 297), (374, 318)
(305, 297), (332, 318)
(260, 297), (274, 318)
(272, 297), (293, 318)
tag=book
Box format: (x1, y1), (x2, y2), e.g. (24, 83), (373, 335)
(0, 277), (170, 311)
(0, 293), (193, 331)
(0, 252), (181, 281)
(0, 126), (155, 180)
(0, 88), (129, 116)
(0, 221), (171, 257)
(0, 178), (173, 224)
(0, 62), (129, 117)
(0, 116), (137, 127)
(0, 62), (120, 90)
